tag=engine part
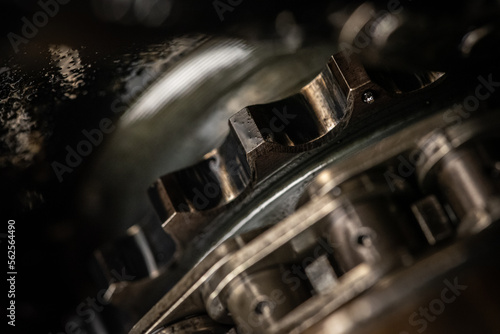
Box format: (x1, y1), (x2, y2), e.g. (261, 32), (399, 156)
(3, 2), (500, 334)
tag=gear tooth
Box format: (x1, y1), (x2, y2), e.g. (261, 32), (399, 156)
(149, 51), (444, 255)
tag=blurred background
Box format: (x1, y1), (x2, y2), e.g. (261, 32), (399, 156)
(1, 0), (500, 333)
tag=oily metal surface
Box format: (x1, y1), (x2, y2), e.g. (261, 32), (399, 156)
(79, 37), (334, 243)
(131, 110), (500, 334)
(3, 2), (500, 334)
(78, 38), (336, 322)
(303, 223), (500, 334)
(111, 49), (454, 326)
(148, 50), (444, 256)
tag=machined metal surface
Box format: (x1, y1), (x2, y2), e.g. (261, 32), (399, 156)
(4, 2), (500, 334)
(148, 50), (443, 257)
(130, 91), (500, 333)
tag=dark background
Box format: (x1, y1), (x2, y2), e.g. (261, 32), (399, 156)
(1, 0), (499, 333)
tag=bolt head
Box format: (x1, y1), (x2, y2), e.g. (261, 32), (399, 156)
(362, 91), (375, 104)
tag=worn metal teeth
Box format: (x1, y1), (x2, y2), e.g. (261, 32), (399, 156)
(131, 109), (500, 334)
(149, 51), (444, 255)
